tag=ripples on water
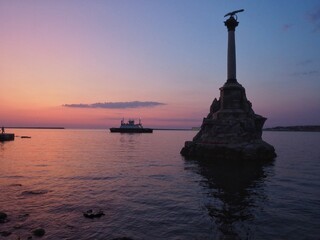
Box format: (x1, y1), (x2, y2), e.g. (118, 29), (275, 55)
(0, 129), (319, 239)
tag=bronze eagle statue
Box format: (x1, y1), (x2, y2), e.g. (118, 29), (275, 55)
(224, 9), (244, 18)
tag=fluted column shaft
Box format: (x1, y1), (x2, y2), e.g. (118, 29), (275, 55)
(227, 30), (236, 80)
(224, 16), (239, 81)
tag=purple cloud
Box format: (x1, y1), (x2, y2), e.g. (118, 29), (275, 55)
(307, 6), (320, 31)
(307, 6), (320, 22)
(63, 101), (166, 109)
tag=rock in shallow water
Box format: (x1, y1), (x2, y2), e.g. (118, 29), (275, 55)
(32, 228), (46, 237)
(22, 190), (49, 195)
(0, 231), (12, 237)
(112, 238), (134, 240)
(83, 209), (105, 218)
(0, 212), (8, 223)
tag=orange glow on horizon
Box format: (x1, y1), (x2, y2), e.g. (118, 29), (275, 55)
(1, 103), (205, 129)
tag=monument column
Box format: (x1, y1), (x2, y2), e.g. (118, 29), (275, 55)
(224, 16), (239, 82)
(180, 9), (276, 161)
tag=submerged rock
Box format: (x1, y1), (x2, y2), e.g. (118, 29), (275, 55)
(83, 209), (105, 219)
(112, 238), (134, 240)
(0, 231), (12, 237)
(32, 228), (45, 237)
(22, 190), (49, 195)
(18, 213), (30, 222)
(0, 212), (8, 223)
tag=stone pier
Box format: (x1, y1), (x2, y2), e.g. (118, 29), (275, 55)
(181, 10), (276, 161)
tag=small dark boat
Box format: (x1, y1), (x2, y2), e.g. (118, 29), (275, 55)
(110, 119), (153, 133)
(21, 136), (31, 139)
(0, 133), (15, 141)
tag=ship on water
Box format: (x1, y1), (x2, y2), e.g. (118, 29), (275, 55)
(110, 119), (153, 133)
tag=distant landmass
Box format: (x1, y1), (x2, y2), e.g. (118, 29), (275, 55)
(154, 128), (194, 131)
(6, 127), (65, 129)
(264, 125), (320, 132)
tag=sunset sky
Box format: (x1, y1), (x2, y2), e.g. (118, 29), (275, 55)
(1, 0), (319, 129)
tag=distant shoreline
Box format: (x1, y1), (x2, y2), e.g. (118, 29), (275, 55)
(5, 127), (65, 129)
(4, 126), (319, 132)
(154, 128), (195, 131)
(264, 125), (320, 132)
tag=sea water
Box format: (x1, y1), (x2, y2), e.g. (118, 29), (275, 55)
(0, 129), (319, 239)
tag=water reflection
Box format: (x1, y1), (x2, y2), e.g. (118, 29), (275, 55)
(186, 159), (273, 239)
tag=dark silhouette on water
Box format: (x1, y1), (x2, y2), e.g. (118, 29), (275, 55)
(110, 119), (153, 133)
(0, 127), (14, 141)
(186, 158), (272, 239)
(181, 10), (276, 161)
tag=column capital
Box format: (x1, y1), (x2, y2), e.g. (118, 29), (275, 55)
(224, 16), (239, 31)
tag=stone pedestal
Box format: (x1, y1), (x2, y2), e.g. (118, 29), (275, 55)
(181, 14), (276, 161)
(181, 80), (276, 160)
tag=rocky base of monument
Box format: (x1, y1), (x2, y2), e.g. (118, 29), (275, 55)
(181, 140), (276, 161)
(180, 79), (277, 162)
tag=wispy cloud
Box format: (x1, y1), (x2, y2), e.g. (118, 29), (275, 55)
(307, 6), (320, 31)
(63, 101), (166, 109)
(292, 59), (319, 77)
(292, 70), (319, 76)
(297, 59), (314, 66)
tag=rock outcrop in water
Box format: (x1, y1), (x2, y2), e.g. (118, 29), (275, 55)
(32, 228), (46, 237)
(0, 212), (8, 223)
(83, 209), (105, 219)
(181, 11), (276, 161)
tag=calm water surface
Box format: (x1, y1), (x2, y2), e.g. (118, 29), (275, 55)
(0, 129), (319, 239)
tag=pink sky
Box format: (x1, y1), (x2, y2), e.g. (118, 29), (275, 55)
(1, 1), (319, 128)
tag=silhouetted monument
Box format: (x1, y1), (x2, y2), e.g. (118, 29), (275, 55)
(181, 10), (276, 161)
